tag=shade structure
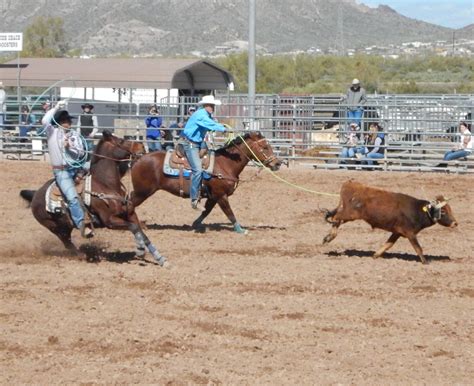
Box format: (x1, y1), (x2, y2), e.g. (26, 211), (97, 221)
(0, 58), (234, 90)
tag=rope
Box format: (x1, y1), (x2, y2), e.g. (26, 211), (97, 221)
(27, 77), (77, 134)
(237, 133), (339, 198)
(62, 132), (89, 168)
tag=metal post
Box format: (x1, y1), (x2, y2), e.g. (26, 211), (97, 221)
(248, 0), (256, 130)
(17, 51), (21, 117)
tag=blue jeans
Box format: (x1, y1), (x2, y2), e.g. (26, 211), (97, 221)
(365, 152), (384, 165)
(182, 140), (202, 201)
(147, 137), (162, 152)
(444, 150), (470, 161)
(53, 168), (84, 228)
(340, 146), (365, 162)
(347, 109), (363, 127)
(340, 147), (356, 160)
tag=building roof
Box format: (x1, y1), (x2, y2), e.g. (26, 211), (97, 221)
(0, 58), (234, 90)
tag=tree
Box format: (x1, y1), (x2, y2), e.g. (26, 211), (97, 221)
(23, 16), (68, 57)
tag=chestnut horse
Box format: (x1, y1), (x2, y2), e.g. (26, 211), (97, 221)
(130, 131), (282, 233)
(20, 131), (167, 266)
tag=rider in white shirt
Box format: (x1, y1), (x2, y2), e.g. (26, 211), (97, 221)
(42, 101), (93, 238)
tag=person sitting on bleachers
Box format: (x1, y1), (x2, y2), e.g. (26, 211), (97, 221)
(362, 123), (385, 166)
(339, 122), (363, 163)
(443, 121), (472, 161)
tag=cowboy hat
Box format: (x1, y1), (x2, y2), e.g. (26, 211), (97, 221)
(53, 109), (76, 124)
(81, 103), (94, 109)
(352, 78), (360, 85)
(198, 95), (222, 106)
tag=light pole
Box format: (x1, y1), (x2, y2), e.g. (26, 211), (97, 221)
(248, 0), (256, 130)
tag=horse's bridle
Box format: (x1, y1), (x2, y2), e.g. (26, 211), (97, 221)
(91, 139), (144, 163)
(239, 137), (277, 167)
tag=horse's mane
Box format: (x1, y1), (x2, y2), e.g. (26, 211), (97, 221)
(217, 131), (262, 154)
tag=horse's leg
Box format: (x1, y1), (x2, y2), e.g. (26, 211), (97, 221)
(192, 198), (217, 230)
(44, 220), (77, 255)
(57, 228), (78, 254)
(217, 195), (247, 234)
(128, 222), (167, 266)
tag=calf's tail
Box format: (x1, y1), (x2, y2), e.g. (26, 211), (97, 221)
(324, 208), (338, 224)
(20, 189), (36, 204)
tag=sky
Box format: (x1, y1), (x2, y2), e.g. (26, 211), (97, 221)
(357, 0), (474, 29)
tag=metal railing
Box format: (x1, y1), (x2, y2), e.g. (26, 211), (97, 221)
(0, 94), (472, 172)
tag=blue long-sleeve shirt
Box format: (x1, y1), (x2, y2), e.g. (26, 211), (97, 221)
(182, 107), (225, 143)
(145, 115), (163, 139)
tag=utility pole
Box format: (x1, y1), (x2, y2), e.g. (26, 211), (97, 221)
(248, 0), (256, 129)
(452, 31), (455, 56)
(337, 2), (344, 56)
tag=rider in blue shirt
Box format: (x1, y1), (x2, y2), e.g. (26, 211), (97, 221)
(181, 95), (226, 210)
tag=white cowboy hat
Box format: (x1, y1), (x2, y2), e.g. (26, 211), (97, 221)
(198, 95), (222, 106)
(352, 78), (360, 85)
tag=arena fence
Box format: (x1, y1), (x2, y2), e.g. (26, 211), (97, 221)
(0, 93), (472, 173)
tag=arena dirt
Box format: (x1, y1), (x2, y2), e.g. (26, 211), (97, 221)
(1, 160), (473, 384)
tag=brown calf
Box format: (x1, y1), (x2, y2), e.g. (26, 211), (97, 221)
(323, 181), (458, 264)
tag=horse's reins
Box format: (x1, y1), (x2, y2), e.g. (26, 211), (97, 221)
(86, 142), (142, 207)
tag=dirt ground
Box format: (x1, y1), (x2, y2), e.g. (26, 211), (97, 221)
(1, 160), (473, 384)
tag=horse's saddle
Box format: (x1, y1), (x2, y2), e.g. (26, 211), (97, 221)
(45, 174), (92, 214)
(163, 145), (215, 197)
(163, 146), (215, 179)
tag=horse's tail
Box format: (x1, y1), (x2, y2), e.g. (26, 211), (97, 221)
(20, 189), (36, 204)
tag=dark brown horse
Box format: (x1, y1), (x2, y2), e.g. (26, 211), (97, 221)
(20, 131), (167, 266)
(130, 131), (282, 233)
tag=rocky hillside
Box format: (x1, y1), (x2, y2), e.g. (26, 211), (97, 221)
(0, 0), (462, 56)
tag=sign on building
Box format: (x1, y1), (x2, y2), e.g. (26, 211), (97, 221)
(0, 33), (23, 52)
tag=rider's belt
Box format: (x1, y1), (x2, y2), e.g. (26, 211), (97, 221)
(182, 136), (201, 145)
(52, 165), (68, 170)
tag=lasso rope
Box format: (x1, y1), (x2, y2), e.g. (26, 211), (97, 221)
(237, 133), (339, 198)
(28, 78), (89, 168)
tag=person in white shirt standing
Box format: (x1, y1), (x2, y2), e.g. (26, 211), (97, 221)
(42, 101), (93, 238)
(443, 121), (472, 161)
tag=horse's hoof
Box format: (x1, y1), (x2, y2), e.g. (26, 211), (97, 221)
(193, 224), (206, 233)
(161, 260), (172, 270)
(135, 248), (146, 258)
(153, 254), (167, 267)
(234, 224), (248, 234)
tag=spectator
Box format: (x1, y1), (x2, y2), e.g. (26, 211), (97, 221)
(77, 103), (99, 147)
(19, 105), (37, 142)
(36, 100), (52, 135)
(184, 106), (196, 125)
(339, 122), (363, 163)
(344, 79), (367, 128)
(41, 100), (52, 118)
(443, 121), (472, 161)
(166, 121), (183, 151)
(180, 95), (227, 210)
(362, 123), (385, 166)
(145, 105), (163, 152)
(0, 82), (5, 129)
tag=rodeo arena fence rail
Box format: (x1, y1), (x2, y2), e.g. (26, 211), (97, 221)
(0, 93), (473, 174)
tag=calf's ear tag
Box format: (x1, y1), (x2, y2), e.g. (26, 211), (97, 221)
(422, 205), (429, 212)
